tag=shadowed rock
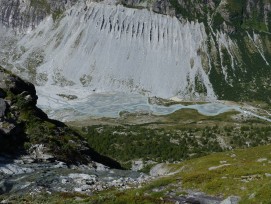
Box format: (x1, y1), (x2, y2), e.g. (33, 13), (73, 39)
(0, 66), (122, 169)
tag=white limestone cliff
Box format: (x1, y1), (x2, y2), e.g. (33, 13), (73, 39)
(7, 1), (216, 99)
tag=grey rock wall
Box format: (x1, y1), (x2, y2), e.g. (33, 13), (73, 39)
(0, 0), (78, 31)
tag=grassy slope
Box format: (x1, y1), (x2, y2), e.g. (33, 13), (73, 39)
(4, 144), (271, 203)
(177, 144), (271, 203)
(111, 144), (271, 203)
(76, 144), (271, 203)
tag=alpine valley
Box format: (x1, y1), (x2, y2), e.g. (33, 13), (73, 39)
(0, 0), (271, 203)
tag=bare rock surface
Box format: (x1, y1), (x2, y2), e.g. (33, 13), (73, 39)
(0, 155), (150, 196)
(0, 99), (6, 117)
(150, 163), (171, 176)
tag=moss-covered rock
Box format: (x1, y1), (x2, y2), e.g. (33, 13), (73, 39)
(0, 67), (121, 168)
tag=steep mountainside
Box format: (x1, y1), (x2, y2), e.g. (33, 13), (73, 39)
(0, 0), (78, 31)
(0, 0), (270, 103)
(150, 0), (271, 102)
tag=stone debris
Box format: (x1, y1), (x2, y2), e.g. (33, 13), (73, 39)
(132, 160), (144, 171)
(0, 155), (151, 195)
(29, 144), (55, 162)
(241, 174), (262, 182)
(220, 196), (240, 204)
(256, 158), (267, 162)
(208, 164), (231, 171)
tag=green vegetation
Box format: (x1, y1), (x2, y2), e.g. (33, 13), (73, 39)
(174, 144), (271, 203)
(167, 0), (270, 33)
(30, 0), (51, 13)
(164, 0), (271, 104)
(52, 8), (64, 21)
(4, 87), (90, 163)
(166, 109), (237, 122)
(242, 10), (268, 32)
(78, 109), (271, 169)
(194, 74), (207, 94)
(207, 31), (271, 104)
(3, 145), (271, 203)
(225, 0), (246, 27)
(30, 0), (64, 21)
(25, 50), (44, 83)
(0, 189), (172, 204)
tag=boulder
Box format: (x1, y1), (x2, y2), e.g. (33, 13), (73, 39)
(68, 173), (98, 185)
(221, 196), (240, 204)
(0, 164), (33, 175)
(131, 160), (144, 171)
(150, 163), (170, 177)
(29, 144), (54, 162)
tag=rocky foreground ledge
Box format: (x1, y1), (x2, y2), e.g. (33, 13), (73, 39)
(0, 155), (150, 197)
(0, 67), (240, 203)
(0, 66), (152, 198)
(0, 67), (150, 196)
(0, 155), (239, 204)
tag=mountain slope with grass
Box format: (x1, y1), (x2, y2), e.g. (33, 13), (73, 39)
(0, 1), (271, 203)
(89, 144), (271, 203)
(3, 144), (271, 203)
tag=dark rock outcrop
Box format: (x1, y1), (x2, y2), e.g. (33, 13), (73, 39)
(0, 98), (6, 117)
(0, 67), (121, 168)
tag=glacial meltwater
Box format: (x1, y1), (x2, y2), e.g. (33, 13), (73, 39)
(37, 89), (238, 121)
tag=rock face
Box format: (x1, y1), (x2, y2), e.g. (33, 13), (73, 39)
(220, 196), (240, 204)
(0, 67), (121, 168)
(0, 0), (78, 32)
(0, 0), (270, 104)
(29, 144), (55, 162)
(0, 98), (6, 117)
(150, 163), (171, 176)
(5, 1), (215, 99)
(0, 69), (28, 153)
